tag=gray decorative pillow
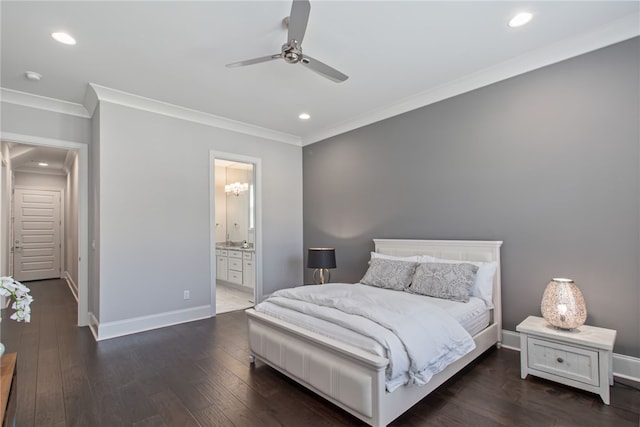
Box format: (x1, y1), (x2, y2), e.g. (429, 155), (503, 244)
(360, 258), (417, 291)
(409, 262), (478, 302)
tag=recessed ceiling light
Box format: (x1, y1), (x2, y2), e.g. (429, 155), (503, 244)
(38, 162), (49, 167)
(508, 12), (533, 28)
(24, 71), (42, 81)
(51, 32), (76, 45)
(298, 113), (311, 120)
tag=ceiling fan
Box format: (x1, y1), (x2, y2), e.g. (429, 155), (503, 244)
(225, 0), (348, 83)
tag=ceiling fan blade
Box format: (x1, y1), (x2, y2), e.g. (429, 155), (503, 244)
(301, 55), (348, 83)
(226, 54), (280, 68)
(288, 0), (310, 44)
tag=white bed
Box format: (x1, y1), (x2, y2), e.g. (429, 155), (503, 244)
(246, 239), (503, 427)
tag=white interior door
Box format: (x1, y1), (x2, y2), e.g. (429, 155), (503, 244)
(13, 188), (61, 281)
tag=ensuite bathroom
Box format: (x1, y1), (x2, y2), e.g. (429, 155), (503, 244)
(214, 159), (256, 313)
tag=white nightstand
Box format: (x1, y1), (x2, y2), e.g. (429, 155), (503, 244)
(516, 315), (616, 404)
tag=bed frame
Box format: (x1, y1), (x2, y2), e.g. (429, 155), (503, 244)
(246, 239), (503, 427)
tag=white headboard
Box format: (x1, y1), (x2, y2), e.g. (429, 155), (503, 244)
(374, 239), (503, 335)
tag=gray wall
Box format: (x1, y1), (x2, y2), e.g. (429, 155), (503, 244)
(96, 101), (303, 323)
(303, 38), (639, 356)
(1, 94), (304, 332)
(1, 102), (91, 144)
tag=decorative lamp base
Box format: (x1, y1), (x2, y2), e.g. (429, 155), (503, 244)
(312, 268), (331, 285)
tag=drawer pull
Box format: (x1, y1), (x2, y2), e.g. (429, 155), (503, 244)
(557, 357), (564, 363)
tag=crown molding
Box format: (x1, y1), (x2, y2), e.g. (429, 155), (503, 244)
(82, 83), (99, 117)
(86, 83), (302, 146)
(302, 13), (640, 145)
(0, 87), (90, 118)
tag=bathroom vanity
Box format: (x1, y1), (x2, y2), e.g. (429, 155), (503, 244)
(216, 245), (255, 289)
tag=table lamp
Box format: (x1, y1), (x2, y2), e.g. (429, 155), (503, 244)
(541, 278), (587, 330)
(307, 248), (336, 285)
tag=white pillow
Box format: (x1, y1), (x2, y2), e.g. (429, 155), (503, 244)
(427, 257), (497, 308)
(370, 252), (424, 262)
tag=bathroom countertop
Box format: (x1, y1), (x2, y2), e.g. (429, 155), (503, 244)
(215, 245), (255, 252)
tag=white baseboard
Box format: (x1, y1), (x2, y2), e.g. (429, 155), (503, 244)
(95, 305), (212, 341)
(501, 329), (640, 383)
(88, 312), (99, 341)
(64, 271), (78, 302)
(501, 330), (521, 351)
(612, 353), (640, 383)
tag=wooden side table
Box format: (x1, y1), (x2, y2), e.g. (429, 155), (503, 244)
(517, 316), (616, 404)
(0, 353), (17, 427)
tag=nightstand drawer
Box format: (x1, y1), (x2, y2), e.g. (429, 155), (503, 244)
(527, 337), (599, 386)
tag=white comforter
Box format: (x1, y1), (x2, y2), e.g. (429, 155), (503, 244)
(255, 283), (476, 391)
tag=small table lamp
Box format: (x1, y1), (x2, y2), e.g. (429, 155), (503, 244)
(307, 248), (336, 285)
(541, 278), (587, 330)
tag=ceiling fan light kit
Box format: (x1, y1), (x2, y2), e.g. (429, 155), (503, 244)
(226, 0), (348, 83)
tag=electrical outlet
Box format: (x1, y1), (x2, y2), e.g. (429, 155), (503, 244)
(183, 290), (190, 300)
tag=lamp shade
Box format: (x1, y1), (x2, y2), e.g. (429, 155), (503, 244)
(307, 248), (336, 269)
(541, 278), (587, 330)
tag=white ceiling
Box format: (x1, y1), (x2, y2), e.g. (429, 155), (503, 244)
(1, 1), (639, 148)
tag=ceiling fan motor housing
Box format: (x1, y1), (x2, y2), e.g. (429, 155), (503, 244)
(282, 41), (302, 64)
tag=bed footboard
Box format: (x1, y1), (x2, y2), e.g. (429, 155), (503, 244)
(247, 309), (388, 426)
(248, 309), (498, 427)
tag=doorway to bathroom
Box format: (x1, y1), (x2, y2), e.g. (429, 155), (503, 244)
(210, 153), (261, 315)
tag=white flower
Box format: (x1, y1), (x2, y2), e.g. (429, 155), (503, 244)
(1, 277), (33, 323)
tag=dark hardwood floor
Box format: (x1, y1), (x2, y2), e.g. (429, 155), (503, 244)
(1, 279), (638, 426)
